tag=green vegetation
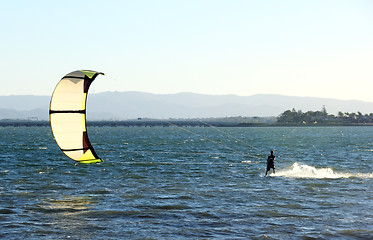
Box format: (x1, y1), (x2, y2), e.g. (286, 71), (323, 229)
(277, 106), (373, 125)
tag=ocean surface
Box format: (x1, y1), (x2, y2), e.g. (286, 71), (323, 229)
(1, 126), (373, 239)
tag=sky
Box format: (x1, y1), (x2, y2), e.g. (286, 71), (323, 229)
(1, 0), (372, 102)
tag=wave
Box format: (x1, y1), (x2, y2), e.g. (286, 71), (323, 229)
(273, 162), (373, 179)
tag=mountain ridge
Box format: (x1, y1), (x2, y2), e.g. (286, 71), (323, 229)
(1, 92), (372, 120)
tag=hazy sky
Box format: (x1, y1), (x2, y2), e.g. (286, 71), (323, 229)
(1, 0), (372, 101)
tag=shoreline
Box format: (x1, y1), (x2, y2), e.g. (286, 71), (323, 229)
(1, 120), (372, 127)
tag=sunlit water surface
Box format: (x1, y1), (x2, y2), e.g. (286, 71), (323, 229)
(1, 126), (372, 239)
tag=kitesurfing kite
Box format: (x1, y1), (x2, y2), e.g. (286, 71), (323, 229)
(49, 70), (104, 163)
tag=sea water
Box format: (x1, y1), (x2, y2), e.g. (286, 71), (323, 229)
(0, 126), (372, 239)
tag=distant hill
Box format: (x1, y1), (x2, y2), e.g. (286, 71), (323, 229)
(1, 92), (373, 120)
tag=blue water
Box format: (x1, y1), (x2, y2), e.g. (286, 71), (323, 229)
(1, 126), (373, 239)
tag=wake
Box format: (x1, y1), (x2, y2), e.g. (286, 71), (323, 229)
(272, 162), (373, 179)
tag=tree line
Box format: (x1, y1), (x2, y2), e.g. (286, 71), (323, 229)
(277, 106), (373, 125)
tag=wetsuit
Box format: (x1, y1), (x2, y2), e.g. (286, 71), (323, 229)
(266, 154), (275, 171)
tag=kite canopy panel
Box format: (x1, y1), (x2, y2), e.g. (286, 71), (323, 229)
(49, 70), (104, 163)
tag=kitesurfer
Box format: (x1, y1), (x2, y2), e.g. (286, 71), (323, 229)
(265, 150), (276, 176)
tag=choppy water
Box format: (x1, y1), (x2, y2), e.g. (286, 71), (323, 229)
(1, 126), (373, 239)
